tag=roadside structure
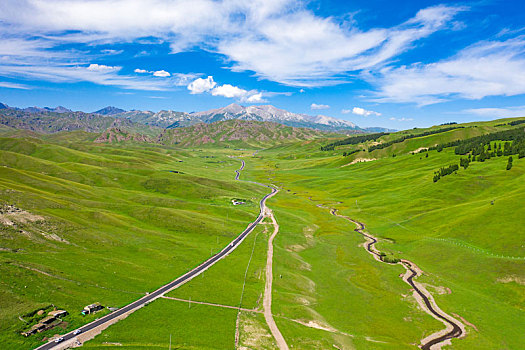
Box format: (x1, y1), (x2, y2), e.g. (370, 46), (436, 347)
(82, 303), (103, 315)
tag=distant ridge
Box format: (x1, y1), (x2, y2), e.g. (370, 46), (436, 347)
(22, 106), (72, 113)
(94, 106), (127, 115)
(189, 103), (362, 132)
(113, 103), (393, 133)
(158, 119), (334, 147)
(0, 102), (393, 134)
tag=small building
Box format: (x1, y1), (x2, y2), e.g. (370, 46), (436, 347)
(48, 310), (68, 318)
(34, 323), (47, 333)
(40, 316), (56, 325)
(21, 325), (40, 337)
(82, 302), (103, 315)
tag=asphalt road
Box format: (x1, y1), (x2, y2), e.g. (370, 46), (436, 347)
(36, 158), (275, 350)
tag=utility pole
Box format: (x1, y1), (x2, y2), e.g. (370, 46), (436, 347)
(189, 297), (191, 309)
(169, 334), (172, 350)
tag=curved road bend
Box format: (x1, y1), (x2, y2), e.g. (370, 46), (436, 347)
(328, 208), (464, 350)
(36, 159), (277, 350)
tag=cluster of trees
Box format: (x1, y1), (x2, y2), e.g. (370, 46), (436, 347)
(433, 164), (459, 182)
(342, 149), (361, 157)
(495, 120), (525, 127)
(509, 119), (525, 126)
(368, 126), (464, 152)
(454, 127), (525, 156)
(430, 127), (525, 181)
(427, 126), (525, 160)
(460, 157), (470, 169)
(320, 132), (388, 151)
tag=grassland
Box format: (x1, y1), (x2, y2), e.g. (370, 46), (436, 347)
(242, 117), (525, 349)
(1, 117), (524, 349)
(0, 132), (267, 349)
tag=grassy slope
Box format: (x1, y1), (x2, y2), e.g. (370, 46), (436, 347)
(242, 117), (525, 349)
(2, 116), (524, 349)
(158, 119), (338, 149)
(85, 222), (274, 349)
(0, 135), (267, 349)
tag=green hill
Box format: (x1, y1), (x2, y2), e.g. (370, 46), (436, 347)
(0, 116), (523, 349)
(158, 119), (337, 148)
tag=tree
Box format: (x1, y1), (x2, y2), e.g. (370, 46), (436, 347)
(507, 156), (513, 170)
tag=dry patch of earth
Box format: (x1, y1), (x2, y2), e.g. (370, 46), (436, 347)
(497, 275), (525, 285)
(0, 204), (69, 243)
(238, 312), (277, 350)
(341, 158), (376, 167)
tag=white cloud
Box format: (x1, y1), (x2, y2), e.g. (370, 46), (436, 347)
(243, 92), (265, 103)
(211, 84), (247, 98)
(153, 70), (170, 77)
(187, 75), (265, 102)
(187, 76), (216, 94)
(311, 103), (330, 110)
(351, 107), (381, 116)
(0, 40), (193, 91)
(370, 37), (525, 105)
(0, 81), (32, 89)
(211, 84), (266, 103)
(464, 106), (525, 118)
(101, 49), (123, 55)
(219, 5), (465, 86)
(389, 117), (413, 121)
(0, 1), (465, 87)
(134, 68), (148, 73)
(87, 64), (120, 72)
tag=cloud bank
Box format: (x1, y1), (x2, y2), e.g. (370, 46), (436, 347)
(0, 1), (466, 89)
(311, 103), (330, 110)
(342, 107), (381, 116)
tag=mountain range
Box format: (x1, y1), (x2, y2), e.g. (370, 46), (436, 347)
(96, 103), (392, 133)
(0, 102), (393, 134)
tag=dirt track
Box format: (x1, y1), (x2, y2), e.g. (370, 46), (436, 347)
(263, 207), (289, 350)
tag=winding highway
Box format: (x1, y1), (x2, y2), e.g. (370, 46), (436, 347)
(35, 159), (276, 350)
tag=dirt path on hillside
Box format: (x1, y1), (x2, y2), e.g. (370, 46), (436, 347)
(311, 199), (466, 349)
(263, 208), (289, 350)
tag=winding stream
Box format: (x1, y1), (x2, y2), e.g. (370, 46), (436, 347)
(312, 200), (466, 349)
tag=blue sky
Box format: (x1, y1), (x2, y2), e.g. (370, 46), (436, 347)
(1, 0), (525, 129)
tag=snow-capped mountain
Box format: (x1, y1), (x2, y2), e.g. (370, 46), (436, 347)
(76, 103), (391, 132)
(190, 104), (361, 132)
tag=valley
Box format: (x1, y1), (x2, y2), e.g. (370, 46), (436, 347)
(0, 109), (524, 349)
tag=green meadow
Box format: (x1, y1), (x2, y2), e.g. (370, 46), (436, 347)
(242, 118), (525, 349)
(1, 117), (524, 349)
(0, 132), (266, 349)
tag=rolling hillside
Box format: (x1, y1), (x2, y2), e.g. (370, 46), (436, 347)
(0, 116), (523, 349)
(158, 119), (337, 148)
